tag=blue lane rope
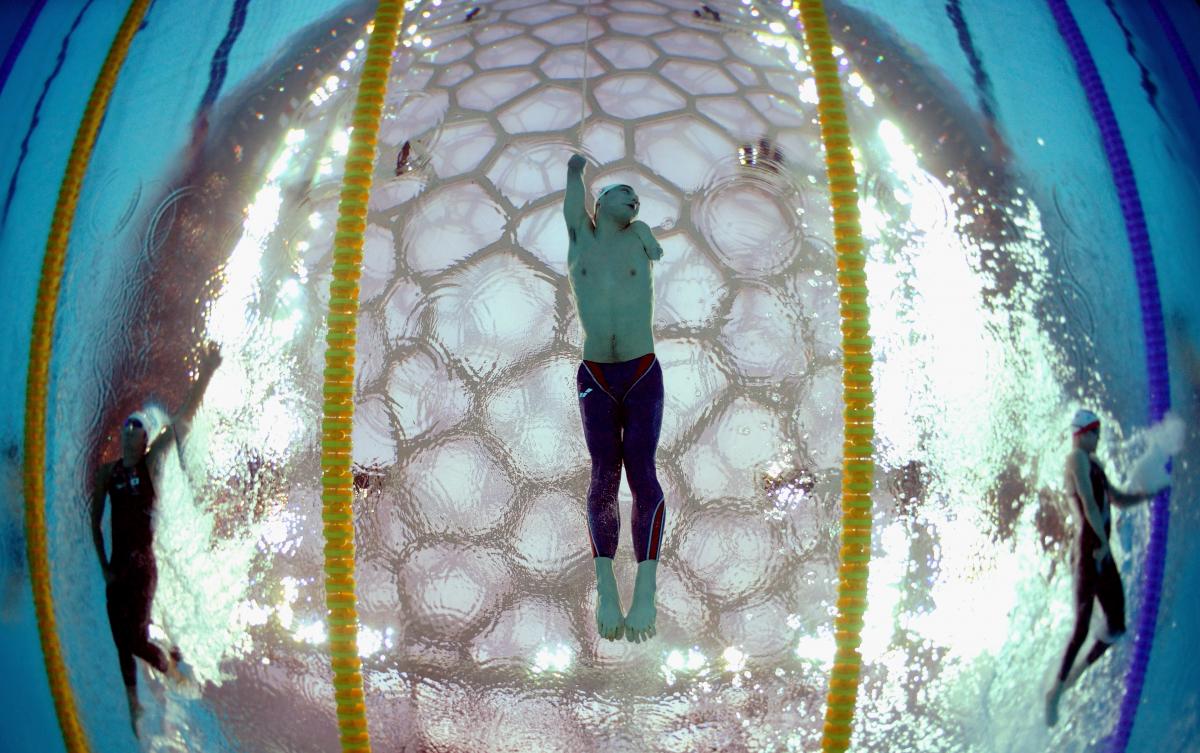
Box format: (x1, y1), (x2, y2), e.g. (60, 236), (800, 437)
(1147, 0), (1200, 110)
(1045, 2), (1173, 750)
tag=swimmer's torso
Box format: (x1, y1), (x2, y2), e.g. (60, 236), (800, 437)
(1072, 456), (1111, 547)
(568, 226), (655, 363)
(106, 459), (157, 566)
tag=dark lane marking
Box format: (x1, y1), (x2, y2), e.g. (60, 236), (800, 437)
(944, 0), (998, 124)
(1104, 0), (1162, 116)
(1, 0), (97, 230)
(0, 0), (49, 98)
(197, 0), (252, 115)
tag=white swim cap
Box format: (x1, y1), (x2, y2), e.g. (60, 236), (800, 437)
(1071, 409), (1100, 435)
(595, 183), (636, 212)
(124, 407), (167, 439)
(596, 183), (632, 200)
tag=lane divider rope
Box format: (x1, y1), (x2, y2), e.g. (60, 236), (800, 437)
(793, 3), (876, 750)
(1046, 3), (1172, 750)
(22, 1), (151, 751)
(1147, 0), (1200, 110)
(320, 3), (403, 751)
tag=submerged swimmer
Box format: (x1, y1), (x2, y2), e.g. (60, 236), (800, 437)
(1045, 409), (1168, 727)
(90, 342), (221, 736)
(564, 153), (666, 644)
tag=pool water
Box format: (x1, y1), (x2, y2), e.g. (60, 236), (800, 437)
(0, 1), (1198, 751)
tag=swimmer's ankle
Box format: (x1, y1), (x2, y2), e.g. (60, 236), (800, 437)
(125, 685), (142, 735)
(630, 559), (658, 605)
(624, 560), (659, 642)
(594, 557), (618, 592)
(634, 559), (657, 587)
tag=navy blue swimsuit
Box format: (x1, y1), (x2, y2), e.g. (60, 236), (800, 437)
(577, 353), (666, 562)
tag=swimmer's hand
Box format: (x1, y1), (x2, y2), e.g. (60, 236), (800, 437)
(568, 153), (587, 172)
(199, 341), (222, 376)
(102, 565), (116, 586)
(1094, 542), (1110, 572)
(630, 220), (663, 261)
(159, 341), (223, 454)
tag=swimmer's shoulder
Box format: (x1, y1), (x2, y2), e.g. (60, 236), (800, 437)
(95, 460), (116, 481)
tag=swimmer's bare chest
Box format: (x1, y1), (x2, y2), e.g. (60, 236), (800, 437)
(568, 230), (655, 362)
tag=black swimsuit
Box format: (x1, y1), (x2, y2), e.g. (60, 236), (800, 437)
(107, 460), (156, 573)
(1057, 457), (1126, 682)
(104, 459), (169, 687)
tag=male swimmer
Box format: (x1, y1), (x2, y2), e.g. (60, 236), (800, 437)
(1045, 409), (1168, 726)
(564, 153), (666, 644)
(90, 342), (221, 735)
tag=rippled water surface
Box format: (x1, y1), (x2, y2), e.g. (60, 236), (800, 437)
(0, 1), (1198, 752)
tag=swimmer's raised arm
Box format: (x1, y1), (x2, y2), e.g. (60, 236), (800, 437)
(564, 153), (589, 243)
(147, 342), (222, 464)
(630, 220), (663, 261)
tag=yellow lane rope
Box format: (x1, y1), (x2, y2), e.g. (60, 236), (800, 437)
(320, 3), (403, 751)
(22, 1), (151, 751)
(793, 2), (876, 751)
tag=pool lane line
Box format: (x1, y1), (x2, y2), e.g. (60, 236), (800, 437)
(22, 1), (151, 751)
(319, 3), (403, 752)
(1148, 0), (1200, 111)
(794, 2), (877, 751)
(1046, 2), (1173, 751)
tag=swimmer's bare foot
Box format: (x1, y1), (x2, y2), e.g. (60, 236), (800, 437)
(594, 557), (625, 641)
(624, 559), (658, 643)
(124, 685), (142, 737)
(165, 646), (187, 685)
(1045, 681), (1063, 727)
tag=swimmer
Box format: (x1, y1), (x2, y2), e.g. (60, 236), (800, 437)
(564, 153), (666, 644)
(1045, 409), (1168, 727)
(90, 342), (221, 735)
(395, 140), (413, 176)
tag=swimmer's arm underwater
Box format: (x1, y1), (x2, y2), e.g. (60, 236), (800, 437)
(630, 220), (663, 261)
(147, 343), (222, 466)
(1069, 449), (1109, 552)
(1109, 486), (1162, 508)
(90, 462), (113, 580)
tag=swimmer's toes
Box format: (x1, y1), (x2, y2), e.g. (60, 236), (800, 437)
(597, 613), (624, 641)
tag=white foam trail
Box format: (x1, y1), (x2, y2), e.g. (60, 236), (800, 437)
(1118, 413), (1184, 495)
(145, 404), (263, 687)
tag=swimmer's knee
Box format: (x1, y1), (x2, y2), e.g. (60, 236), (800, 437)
(1102, 628), (1126, 644)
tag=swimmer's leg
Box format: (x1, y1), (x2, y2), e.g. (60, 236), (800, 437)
(123, 559), (184, 682)
(1082, 556), (1126, 668)
(124, 685), (141, 737)
(1047, 561), (1097, 727)
(579, 363), (624, 641)
(107, 583), (143, 735)
(622, 358), (665, 643)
